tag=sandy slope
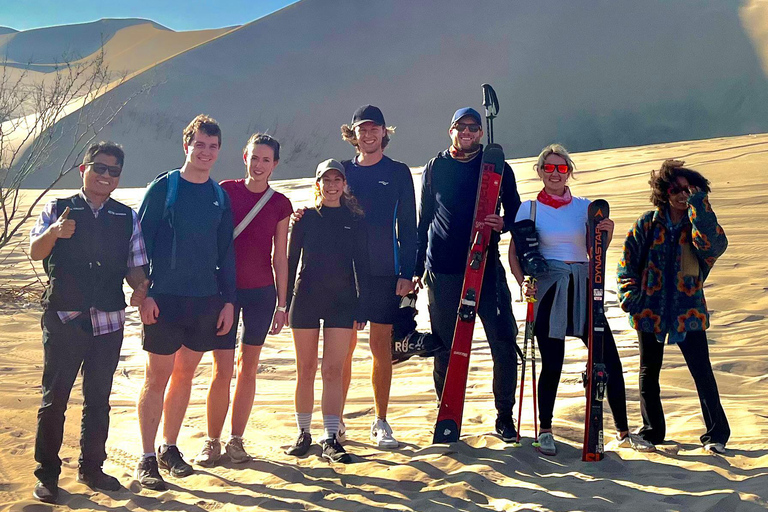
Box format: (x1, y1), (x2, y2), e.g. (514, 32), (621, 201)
(0, 134), (767, 510)
(23, 0), (768, 189)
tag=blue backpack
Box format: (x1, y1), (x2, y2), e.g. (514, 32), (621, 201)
(152, 169), (226, 269)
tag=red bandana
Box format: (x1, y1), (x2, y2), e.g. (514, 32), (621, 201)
(537, 187), (572, 208)
(449, 145), (481, 162)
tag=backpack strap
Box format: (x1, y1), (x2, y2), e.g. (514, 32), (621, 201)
(233, 188), (274, 239)
(530, 200), (537, 227)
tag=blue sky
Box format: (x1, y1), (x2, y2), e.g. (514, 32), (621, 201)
(0, 0), (298, 31)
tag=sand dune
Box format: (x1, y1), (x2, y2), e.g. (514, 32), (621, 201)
(0, 134), (766, 510)
(19, 0), (768, 189)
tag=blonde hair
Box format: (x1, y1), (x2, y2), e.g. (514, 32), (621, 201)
(534, 143), (576, 176)
(340, 124), (396, 152)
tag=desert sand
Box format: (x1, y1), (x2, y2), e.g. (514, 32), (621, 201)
(20, 0), (768, 188)
(0, 133), (767, 511)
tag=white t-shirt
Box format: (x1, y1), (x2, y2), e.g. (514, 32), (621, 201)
(515, 197), (591, 263)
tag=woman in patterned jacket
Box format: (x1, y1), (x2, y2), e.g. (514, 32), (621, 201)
(617, 159), (730, 454)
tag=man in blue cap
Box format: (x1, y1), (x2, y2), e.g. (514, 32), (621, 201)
(414, 107), (521, 441)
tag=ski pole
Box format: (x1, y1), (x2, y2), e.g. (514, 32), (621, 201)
(481, 83), (499, 145)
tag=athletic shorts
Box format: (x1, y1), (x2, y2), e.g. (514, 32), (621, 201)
(213, 285), (276, 350)
(365, 276), (400, 325)
(289, 289), (357, 329)
(142, 294), (225, 355)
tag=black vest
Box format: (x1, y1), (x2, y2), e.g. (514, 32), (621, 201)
(42, 194), (133, 312)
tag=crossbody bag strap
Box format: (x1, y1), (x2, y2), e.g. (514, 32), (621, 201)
(233, 188), (275, 239)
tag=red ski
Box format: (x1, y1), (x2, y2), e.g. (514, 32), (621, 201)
(433, 84), (504, 443)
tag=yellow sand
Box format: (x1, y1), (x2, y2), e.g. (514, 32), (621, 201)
(0, 134), (767, 510)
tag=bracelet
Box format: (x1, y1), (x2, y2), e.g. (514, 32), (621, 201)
(276, 306), (287, 313)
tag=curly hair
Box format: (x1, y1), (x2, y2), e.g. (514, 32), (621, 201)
(340, 124), (396, 152)
(649, 159), (711, 207)
(314, 179), (365, 218)
(183, 114), (221, 147)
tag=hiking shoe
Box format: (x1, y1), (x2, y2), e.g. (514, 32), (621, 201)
(537, 432), (557, 456)
(225, 437), (252, 463)
(285, 431), (312, 457)
(135, 456), (166, 491)
(321, 435), (351, 463)
(337, 421), (347, 443)
(370, 418), (399, 449)
(77, 466), (121, 491)
(616, 433), (656, 453)
(195, 438), (222, 467)
(495, 415), (518, 443)
(33, 479), (58, 504)
(157, 444), (194, 477)
(705, 442), (726, 454)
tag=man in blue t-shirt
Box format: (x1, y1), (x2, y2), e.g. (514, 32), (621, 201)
(415, 107), (521, 442)
(135, 115), (236, 490)
(340, 105), (417, 448)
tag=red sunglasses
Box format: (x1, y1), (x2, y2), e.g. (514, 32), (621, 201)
(542, 164), (569, 174)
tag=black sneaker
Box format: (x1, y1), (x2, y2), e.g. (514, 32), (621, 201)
(495, 415), (518, 443)
(33, 479), (58, 504)
(285, 431), (312, 457)
(321, 435), (351, 463)
(157, 444), (194, 477)
(78, 466), (121, 491)
(136, 456), (166, 491)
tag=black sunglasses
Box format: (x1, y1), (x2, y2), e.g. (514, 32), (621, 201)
(668, 184), (689, 195)
(87, 162), (122, 177)
(452, 123), (481, 133)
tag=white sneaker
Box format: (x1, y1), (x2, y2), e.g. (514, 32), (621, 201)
(537, 432), (557, 456)
(705, 442), (726, 454)
(195, 438), (221, 467)
(370, 419), (399, 449)
(337, 421), (347, 444)
(225, 437), (252, 463)
(616, 433), (656, 453)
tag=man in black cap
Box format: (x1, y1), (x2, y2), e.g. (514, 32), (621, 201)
(414, 107), (521, 441)
(338, 105), (417, 448)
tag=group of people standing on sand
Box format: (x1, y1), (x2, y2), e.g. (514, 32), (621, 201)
(27, 102), (731, 504)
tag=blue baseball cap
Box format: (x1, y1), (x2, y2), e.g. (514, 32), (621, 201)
(451, 107), (482, 126)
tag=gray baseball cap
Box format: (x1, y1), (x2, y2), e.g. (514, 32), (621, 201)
(315, 159), (346, 179)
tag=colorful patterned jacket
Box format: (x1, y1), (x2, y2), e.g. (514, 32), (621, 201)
(617, 192), (727, 335)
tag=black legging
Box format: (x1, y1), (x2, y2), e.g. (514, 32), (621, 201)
(536, 278), (629, 432)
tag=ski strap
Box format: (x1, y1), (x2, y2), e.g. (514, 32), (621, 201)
(233, 187), (274, 239)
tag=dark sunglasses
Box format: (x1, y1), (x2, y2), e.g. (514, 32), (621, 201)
(668, 184), (690, 195)
(87, 162), (122, 177)
(453, 123), (481, 133)
(542, 164), (569, 174)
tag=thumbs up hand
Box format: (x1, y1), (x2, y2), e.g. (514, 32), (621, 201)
(51, 206), (76, 239)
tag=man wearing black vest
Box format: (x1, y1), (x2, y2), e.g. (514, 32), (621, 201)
(414, 108), (521, 442)
(29, 142), (149, 503)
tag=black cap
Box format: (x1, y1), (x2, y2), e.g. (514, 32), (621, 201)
(352, 105), (385, 128)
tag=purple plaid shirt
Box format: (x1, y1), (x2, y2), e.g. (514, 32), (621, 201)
(30, 190), (148, 336)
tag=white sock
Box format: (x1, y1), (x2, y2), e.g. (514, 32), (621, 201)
(323, 415), (340, 441)
(142, 452), (156, 459)
(296, 412), (312, 434)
